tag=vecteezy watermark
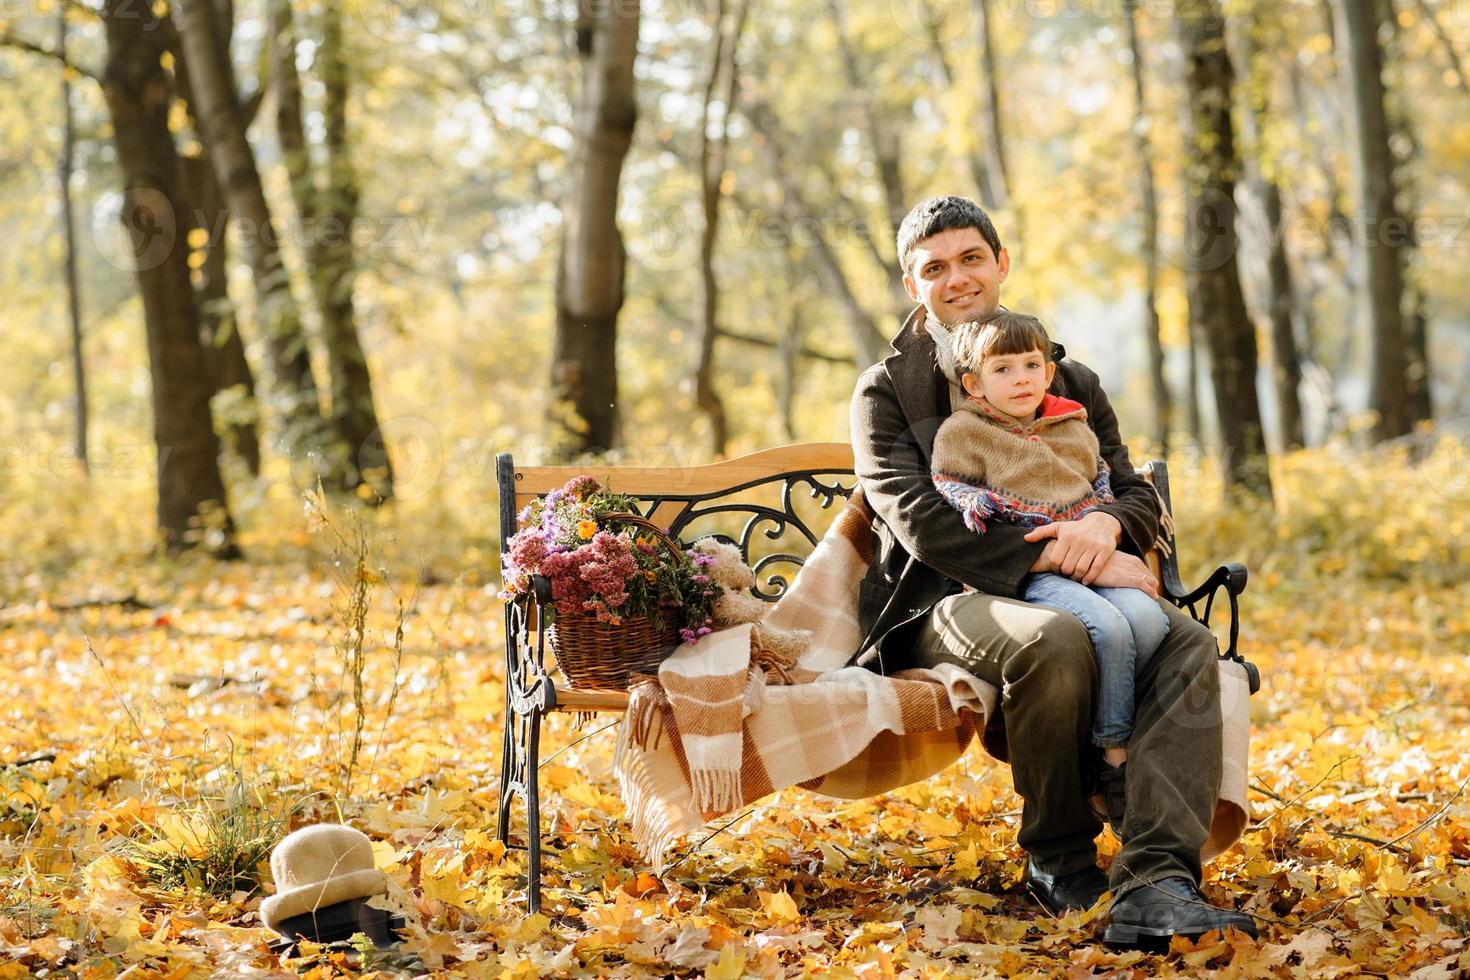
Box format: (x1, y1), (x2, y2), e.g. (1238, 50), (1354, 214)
(1163, 186), (1470, 272)
(91, 191), (436, 274)
(887, 0), (1198, 42)
(990, 0), (1213, 19)
(357, 416), (444, 502)
(0, 440), (164, 480)
(345, 421), (733, 500)
(887, 0), (973, 44)
(1418, 416), (1470, 503)
(92, 186), (180, 274)
(624, 187), (883, 274)
(1157, 187), (1240, 273)
(353, 0), (682, 43)
(623, 184), (704, 273)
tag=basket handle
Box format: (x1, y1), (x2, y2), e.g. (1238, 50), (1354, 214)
(598, 512), (685, 561)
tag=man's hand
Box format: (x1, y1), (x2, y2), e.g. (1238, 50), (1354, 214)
(1088, 551), (1161, 599)
(1024, 511), (1123, 584)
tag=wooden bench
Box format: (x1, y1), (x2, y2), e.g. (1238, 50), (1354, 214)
(493, 445), (1257, 912)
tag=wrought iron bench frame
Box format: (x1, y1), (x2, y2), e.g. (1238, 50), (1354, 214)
(494, 445), (1257, 913)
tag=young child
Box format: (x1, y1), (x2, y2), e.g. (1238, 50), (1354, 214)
(930, 310), (1170, 828)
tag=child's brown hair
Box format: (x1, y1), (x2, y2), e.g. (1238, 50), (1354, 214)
(950, 312), (1052, 377)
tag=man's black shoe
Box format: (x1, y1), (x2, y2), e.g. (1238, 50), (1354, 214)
(1103, 876), (1259, 949)
(1025, 857), (1109, 915)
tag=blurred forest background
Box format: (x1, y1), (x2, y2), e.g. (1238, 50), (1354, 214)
(4, 2), (1470, 973)
(1, 0), (1467, 555)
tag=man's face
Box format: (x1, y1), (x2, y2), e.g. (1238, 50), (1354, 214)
(902, 227), (1010, 326)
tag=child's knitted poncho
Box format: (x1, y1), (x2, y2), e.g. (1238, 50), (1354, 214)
(931, 393), (1114, 533)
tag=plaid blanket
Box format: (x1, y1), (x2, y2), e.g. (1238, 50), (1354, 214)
(615, 490), (1249, 867)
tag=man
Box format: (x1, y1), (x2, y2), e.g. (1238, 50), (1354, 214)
(848, 195), (1257, 947)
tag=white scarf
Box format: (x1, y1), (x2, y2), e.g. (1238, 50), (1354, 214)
(923, 314), (963, 386)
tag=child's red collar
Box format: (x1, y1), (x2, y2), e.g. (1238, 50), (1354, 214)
(1037, 393), (1084, 419)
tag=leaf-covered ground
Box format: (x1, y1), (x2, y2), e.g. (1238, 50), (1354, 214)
(2, 442), (1470, 977)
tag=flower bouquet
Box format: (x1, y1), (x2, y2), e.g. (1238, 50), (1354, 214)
(500, 475), (721, 689)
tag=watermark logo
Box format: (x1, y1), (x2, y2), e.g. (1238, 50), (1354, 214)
(887, 0), (972, 44)
(1158, 187), (1239, 273)
(624, 184), (703, 273)
(93, 186), (179, 273)
(1419, 416), (1470, 502)
(361, 416), (444, 501)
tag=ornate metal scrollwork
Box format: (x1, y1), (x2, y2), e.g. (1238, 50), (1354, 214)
(619, 469), (858, 602)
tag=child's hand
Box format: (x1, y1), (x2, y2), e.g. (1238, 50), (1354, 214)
(1086, 552), (1160, 599)
(1023, 512), (1124, 584)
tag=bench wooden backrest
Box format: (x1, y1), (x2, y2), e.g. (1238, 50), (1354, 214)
(495, 446), (1173, 600)
(497, 444), (858, 600)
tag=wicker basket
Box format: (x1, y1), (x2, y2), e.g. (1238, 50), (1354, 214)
(544, 513), (683, 691)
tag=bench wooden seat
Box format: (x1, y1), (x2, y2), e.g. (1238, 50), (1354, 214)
(494, 444), (1255, 913)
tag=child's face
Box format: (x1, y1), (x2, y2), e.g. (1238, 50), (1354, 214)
(962, 348), (1056, 421)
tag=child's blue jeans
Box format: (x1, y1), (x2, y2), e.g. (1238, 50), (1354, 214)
(1022, 572), (1171, 749)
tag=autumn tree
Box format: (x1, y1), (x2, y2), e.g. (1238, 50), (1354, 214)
(1233, 3), (1305, 450)
(175, 0), (343, 476)
(99, 0), (237, 554)
(1331, 0), (1411, 442)
(693, 0), (748, 457)
(271, 0), (394, 497)
(168, 4), (265, 477)
(744, 98), (887, 369)
(1122, 0), (1170, 453)
(57, 9), (87, 475)
(1175, 0), (1272, 498)
(551, 0), (641, 457)
(1384, 0), (1435, 427)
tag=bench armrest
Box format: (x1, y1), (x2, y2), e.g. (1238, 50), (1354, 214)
(504, 593), (557, 714)
(1166, 561), (1260, 694)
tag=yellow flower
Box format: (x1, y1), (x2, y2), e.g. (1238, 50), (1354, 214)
(644, 570), (658, 583)
(577, 520), (598, 540)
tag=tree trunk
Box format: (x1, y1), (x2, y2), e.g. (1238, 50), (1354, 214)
(1331, 0), (1411, 441)
(746, 99), (887, 367)
(165, 7), (262, 476)
(272, 0), (394, 497)
(694, 0), (747, 458)
(778, 302), (801, 443)
(827, 0), (909, 320)
(181, 154), (263, 475)
(1175, 0), (1272, 498)
(59, 10), (88, 476)
(317, 0), (393, 497)
(174, 0), (335, 472)
(1123, 0), (1169, 455)
(551, 0), (640, 458)
(1185, 316), (1204, 447)
(827, 0), (904, 241)
(100, 0), (237, 555)
(1232, 11), (1305, 451)
(1261, 181), (1305, 449)
(971, 0), (1012, 214)
(1385, 0), (1433, 426)
(922, 14), (1002, 210)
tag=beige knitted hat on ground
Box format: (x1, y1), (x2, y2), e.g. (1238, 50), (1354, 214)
(260, 824), (387, 931)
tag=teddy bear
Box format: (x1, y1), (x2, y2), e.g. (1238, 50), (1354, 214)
(690, 537), (811, 668)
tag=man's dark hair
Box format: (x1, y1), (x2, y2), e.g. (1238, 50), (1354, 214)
(896, 195), (1004, 276)
(950, 312), (1051, 378)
